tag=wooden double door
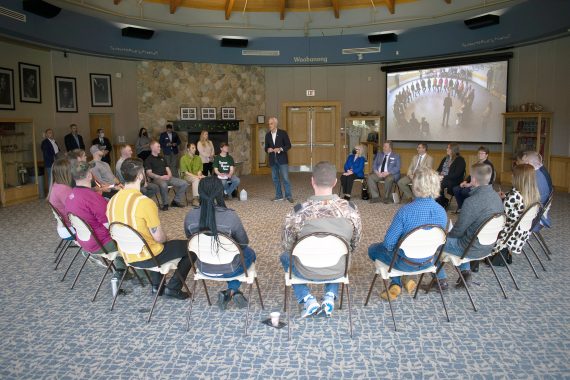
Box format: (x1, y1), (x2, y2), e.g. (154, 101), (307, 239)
(283, 102), (341, 172)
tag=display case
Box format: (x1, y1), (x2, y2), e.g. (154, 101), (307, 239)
(500, 112), (552, 184)
(342, 116), (383, 169)
(0, 119), (39, 207)
(250, 123), (271, 175)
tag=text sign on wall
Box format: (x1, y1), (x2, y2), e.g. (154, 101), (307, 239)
(306, 90), (316, 97)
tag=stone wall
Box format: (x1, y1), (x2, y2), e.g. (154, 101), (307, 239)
(137, 61), (265, 174)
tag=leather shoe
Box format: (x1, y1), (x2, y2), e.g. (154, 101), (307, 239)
(151, 285), (164, 296)
(421, 278), (449, 292)
(170, 201), (185, 208)
(161, 205), (169, 211)
(164, 287), (190, 300)
(455, 270), (472, 288)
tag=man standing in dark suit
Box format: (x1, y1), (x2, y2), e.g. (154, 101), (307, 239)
(265, 117), (293, 202)
(64, 123), (85, 152)
(91, 128), (112, 165)
(159, 124), (181, 178)
(40, 128), (61, 191)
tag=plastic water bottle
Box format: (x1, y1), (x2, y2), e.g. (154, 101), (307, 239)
(111, 277), (119, 297)
(240, 189), (247, 201)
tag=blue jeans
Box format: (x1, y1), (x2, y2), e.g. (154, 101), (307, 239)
(436, 237), (469, 279)
(271, 164), (292, 199)
(221, 176), (240, 197)
(46, 167), (53, 196)
(280, 252), (339, 303)
(368, 243), (434, 286)
(452, 186), (471, 210)
(204, 246), (256, 292)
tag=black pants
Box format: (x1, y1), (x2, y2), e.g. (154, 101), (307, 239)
(340, 174), (361, 196)
(134, 240), (196, 290)
(202, 162), (213, 176)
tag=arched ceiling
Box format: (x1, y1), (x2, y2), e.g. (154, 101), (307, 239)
(46, 0), (522, 37)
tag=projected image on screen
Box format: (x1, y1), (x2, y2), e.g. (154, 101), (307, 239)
(386, 61), (507, 142)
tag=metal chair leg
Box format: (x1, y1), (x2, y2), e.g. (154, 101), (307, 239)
(92, 259), (114, 302)
(534, 231), (553, 258)
(54, 240), (71, 269)
(339, 283), (344, 310)
(53, 239), (67, 263)
(527, 241), (546, 272)
(287, 286), (292, 341)
(522, 248), (539, 279)
(147, 275), (167, 323)
(244, 283), (253, 336)
(485, 257), (507, 299)
(434, 275), (450, 322)
(455, 266), (477, 312)
(70, 253), (90, 290)
(383, 279), (397, 331)
(283, 285), (288, 312)
(110, 269), (129, 311)
(498, 251), (520, 290)
(346, 283), (353, 339)
(413, 273), (425, 299)
(201, 280), (211, 306)
(364, 273), (378, 306)
(186, 280), (198, 332)
(255, 278), (265, 310)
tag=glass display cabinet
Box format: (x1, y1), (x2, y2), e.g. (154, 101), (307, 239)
(342, 116), (383, 169)
(0, 118), (39, 206)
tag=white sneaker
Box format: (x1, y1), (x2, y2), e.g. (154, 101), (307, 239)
(300, 296), (320, 318)
(318, 292), (335, 317)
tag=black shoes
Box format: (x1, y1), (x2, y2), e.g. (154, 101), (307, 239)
(217, 290), (231, 311)
(161, 205), (169, 211)
(151, 285), (164, 296)
(232, 291), (248, 309)
(422, 278), (449, 292)
(164, 287), (190, 300)
(470, 260), (480, 273)
(455, 270), (472, 288)
(170, 201), (185, 208)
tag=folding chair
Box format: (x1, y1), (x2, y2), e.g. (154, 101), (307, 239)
(284, 233), (353, 339)
(186, 232), (264, 336)
(67, 213), (139, 302)
(109, 221), (191, 323)
(529, 192), (553, 261)
(436, 213), (506, 312)
(155, 185), (189, 206)
(47, 202), (81, 270)
(364, 225), (449, 331)
(337, 177), (365, 197)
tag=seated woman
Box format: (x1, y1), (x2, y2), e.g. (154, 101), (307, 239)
(435, 142), (466, 208)
(340, 145), (366, 200)
(180, 142), (205, 206)
(490, 163), (540, 266)
(184, 176), (256, 311)
(48, 158), (74, 239)
(452, 146), (495, 212)
(368, 167), (447, 301)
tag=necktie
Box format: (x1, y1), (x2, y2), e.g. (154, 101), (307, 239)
(381, 155), (388, 172)
(414, 155), (422, 173)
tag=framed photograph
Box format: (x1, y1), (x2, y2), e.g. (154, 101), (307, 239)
(181, 107), (197, 120)
(201, 107), (216, 120)
(90, 73), (112, 107)
(0, 67), (15, 110)
(221, 107), (236, 120)
(55, 76), (78, 112)
(257, 115), (265, 124)
(19, 62), (41, 103)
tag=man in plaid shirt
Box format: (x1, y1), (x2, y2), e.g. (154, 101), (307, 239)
(280, 161), (362, 318)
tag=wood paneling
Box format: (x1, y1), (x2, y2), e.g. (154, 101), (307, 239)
(550, 155), (570, 192)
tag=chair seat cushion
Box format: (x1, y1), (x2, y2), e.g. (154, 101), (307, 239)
(193, 262), (257, 284)
(98, 250), (119, 261)
(442, 251), (492, 267)
(374, 260), (436, 279)
(284, 272), (349, 286)
(131, 257), (182, 275)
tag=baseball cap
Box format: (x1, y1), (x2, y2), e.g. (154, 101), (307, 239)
(90, 144), (102, 156)
(71, 160), (95, 180)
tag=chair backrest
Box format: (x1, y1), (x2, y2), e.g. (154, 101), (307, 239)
(187, 232), (242, 266)
(291, 233), (349, 270)
(68, 212), (109, 254)
(109, 221), (156, 265)
(396, 224), (447, 260)
(461, 213), (506, 258)
(514, 202), (541, 233)
(48, 202), (74, 237)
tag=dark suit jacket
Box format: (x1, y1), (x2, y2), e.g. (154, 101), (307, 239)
(92, 137), (112, 164)
(64, 133), (85, 151)
(372, 151), (401, 181)
(264, 129), (291, 166)
(41, 138), (60, 168)
(159, 131), (181, 155)
(437, 155), (466, 191)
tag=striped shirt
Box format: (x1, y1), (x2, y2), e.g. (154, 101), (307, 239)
(106, 189), (163, 263)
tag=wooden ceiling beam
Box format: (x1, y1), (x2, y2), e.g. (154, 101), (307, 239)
(385, 0), (395, 14)
(331, 0), (340, 18)
(280, 0), (286, 20)
(225, 0), (235, 20)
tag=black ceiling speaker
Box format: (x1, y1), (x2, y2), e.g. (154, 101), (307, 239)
(368, 33), (398, 44)
(221, 38), (248, 48)
(464, 14), (500, 30)
(121, 27), (154, 40)
(22, 0), (61, 19)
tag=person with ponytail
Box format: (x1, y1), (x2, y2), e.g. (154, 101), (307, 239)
(184, 176), (256, 311)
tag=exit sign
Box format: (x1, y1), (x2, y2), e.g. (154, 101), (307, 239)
(306, 90), (316, 97)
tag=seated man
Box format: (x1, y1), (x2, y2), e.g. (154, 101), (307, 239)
(369, 167), (447, 301)
(367, 141), (401, 204)
(107, 158), (194, 299)
(213, 142), (240, 199)
(432, 163), (504, 289)
(65, 161), (128, 278)
(115, 144), (158, 199)
(452, 146), (495, 212)
(518, 151), (553, 230)
(280, 161), (362, 317)
(90, 144), (122, 199)
(144, 140), (189, 211)
(397, 142), (433, 203)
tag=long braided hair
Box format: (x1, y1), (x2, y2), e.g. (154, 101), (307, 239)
(198, 176), (227, 248)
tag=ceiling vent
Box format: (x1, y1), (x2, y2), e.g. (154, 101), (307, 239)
(22, 0), (60, 19)
(0, 6), (26, 22)
(368, 33), (398, 44)
(342, 47), (381, 55)
(221, 38), (248, 48)
(121, 27), (154, 39)
(464, 14), (500, 29)
(242, 50), (280, 56)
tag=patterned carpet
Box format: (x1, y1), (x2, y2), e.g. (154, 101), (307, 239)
(0, 173), (569, 379)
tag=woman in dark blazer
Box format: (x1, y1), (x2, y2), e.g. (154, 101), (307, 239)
(436, 142), (465, 207)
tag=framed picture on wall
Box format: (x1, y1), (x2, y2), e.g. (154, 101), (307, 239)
(90, 73), (113, 107)
(181, 107), (197, 120)
(257, 115), (265, 124)
(0, 67), (15, 110)
(18, 62), (41, 103)
(221, 107), (236, 120)
(201, 107), (216, 120)
(55, 76), (78, 112)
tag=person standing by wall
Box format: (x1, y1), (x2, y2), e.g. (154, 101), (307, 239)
(91, 128), (112, 165)
(197, 130), (215, 176)
(265, 117), (293, 203)
(159, 124), (181, 178)
(41, 128), (61, 192)
(64, 124), (85, 152)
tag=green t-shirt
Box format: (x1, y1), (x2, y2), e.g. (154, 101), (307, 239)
(214, 154), (234, 174)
